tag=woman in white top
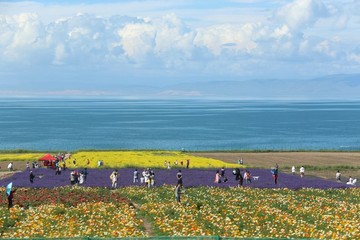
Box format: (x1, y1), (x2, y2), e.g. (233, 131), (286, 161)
(291, 166), (296, 175)
(335, 170), (341, 182)
(110, 170), (118, 189)
(299, 166), (305, 178)
(346, 176), (353, 185)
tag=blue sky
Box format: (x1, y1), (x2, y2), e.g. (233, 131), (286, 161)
(0, 0), (359, 97)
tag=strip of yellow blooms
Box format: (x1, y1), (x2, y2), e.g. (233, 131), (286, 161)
(0, 153), (44, 162)
(0, 151), (242, 168)
(69, 151), (241, 169)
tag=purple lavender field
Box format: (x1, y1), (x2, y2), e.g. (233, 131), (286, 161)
(0, 168), (355, 189)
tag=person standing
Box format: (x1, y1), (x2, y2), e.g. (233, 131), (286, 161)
(175, 184), (181, 203)
(186, 159), (190, 168)
(271, 165), (279, 184)
(70, 170), (76, 185)
(55, 165), (61, 175)
(110, 170), (118, 189)
(144, 169), (150, 187)
(82, 168), (88, 182)
(29, 171), (35, 183)
(149, 169), (155, 187)
(233, 168), (243, 186)
(214, 170), (221, 183)
(7, 162), (13, 171)
(244, 170), (252, 184)
(291, 166), (296, 175)
(335, 170), (341, 182)
(133, 169), (139, 183)
(7, 188), (16, 209)
(79, 172), (85, 185)
(300, 166), (305, 178)
(177, 170), (183, 188)
(220, 167), (225, 178)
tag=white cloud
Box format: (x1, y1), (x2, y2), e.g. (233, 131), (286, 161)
(193, 22), (264, 58)
(119, 22), (156, 62)
(53, 43), (67, 65)
(348, 53), (360, 64)
(274, 0), (330, 31)
(0, 0), (359, 83)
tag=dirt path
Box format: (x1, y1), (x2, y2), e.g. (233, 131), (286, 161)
(131, 202), (154, 236)
(190, 151), (360, 180)
(0, 171), (17, 180)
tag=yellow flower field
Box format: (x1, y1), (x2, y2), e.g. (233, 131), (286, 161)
(0, 153), (44, 162)
(1, 202), (146, 238)
(0, 187), (359, 239)
(68, 151), (240, 169)
(0, 151), (241, 169)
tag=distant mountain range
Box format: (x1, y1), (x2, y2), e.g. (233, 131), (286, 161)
(3, 74), (359, 99)
(118, 73), (360, 100)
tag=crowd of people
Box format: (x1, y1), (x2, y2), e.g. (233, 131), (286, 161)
(163, 159), (190, 169)
(3, 156), (358, 209)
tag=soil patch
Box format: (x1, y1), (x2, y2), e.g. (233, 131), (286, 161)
(189, 151), (360, 180)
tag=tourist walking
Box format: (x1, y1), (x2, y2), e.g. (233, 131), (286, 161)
(144, 169), (150, 187)
(110, 170), (118, 189)
(70, 170), (76, 185)
(7, 162), (13, 171)
(291, 166), (296, 175)
(177, 170), (183, 187)
(175, 184), (182, 203)
(55, 165), (62, 175)
(244, 170), (252, 184)
(300, 166), (305, 178)
(82, 168), (88, 181)
(214, 170), (221, 183)
(7, 188), (16, 209)
(336, 170), (341, 182)
(29, 171), (35, 183)
(133, 169), (139, 183)
(233, 168), (243, 186)
(149, 169), (155, 187)
(271, 165), (279, 184)
(79, 172), (85, 184)
(141, 169), (146, 183)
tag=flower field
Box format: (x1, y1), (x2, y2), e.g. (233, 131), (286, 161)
(0, 168), (352, 189)
(0, 187), (145, 238)
(69, 151), (240, 169)
(0, 187), (359, 239)
(0, 150), (359, 239)
(0, 151), (240, 169)
(0, 153), (44, 162)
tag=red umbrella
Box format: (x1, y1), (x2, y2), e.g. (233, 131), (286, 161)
(39, 154), (57, 167)
(39, 154), (57, 161)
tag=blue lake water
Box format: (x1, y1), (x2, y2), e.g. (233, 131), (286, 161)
(0, 98), (359, 151)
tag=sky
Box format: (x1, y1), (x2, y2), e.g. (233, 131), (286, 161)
(0, 0), (360, 97)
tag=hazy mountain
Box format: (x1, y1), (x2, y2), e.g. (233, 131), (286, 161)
(151, 74), (360, 99)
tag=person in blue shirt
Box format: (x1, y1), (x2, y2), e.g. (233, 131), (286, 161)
(271, 164), (279, 184)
